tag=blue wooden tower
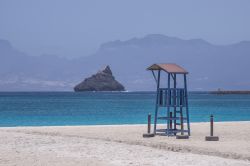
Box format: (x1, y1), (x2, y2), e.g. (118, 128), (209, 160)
(147, 63), (190, 136)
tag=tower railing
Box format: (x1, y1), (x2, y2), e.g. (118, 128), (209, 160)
(158, 88), (186, 107)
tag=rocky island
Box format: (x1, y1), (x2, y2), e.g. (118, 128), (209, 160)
(74, 66), (125, 92)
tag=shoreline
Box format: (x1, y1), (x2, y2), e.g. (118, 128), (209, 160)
(0, 121), (250, 165)
(1, 120), (250, 128)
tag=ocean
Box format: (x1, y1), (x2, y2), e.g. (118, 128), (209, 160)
(0, 92), (250, 127)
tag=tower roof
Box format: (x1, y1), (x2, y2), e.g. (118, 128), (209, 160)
(147, 63), (188, 74)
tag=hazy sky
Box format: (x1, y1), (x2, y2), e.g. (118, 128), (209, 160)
(0, 0), (250, 57)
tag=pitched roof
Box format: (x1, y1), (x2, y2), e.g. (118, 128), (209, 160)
(147, 63), (188, 74)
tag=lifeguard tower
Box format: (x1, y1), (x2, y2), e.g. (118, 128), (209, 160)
(147, 63), (190, 136)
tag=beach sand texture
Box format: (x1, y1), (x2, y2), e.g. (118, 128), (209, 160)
(0, 122), (250, 166)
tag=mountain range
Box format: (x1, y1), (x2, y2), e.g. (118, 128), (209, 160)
(1, 34), (250, 91)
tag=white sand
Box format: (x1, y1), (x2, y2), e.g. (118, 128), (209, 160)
(0, 122), (250, 166)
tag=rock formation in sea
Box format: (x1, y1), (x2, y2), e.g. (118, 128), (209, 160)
(74, 65), (125, 92)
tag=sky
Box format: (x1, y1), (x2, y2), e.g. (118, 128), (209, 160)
(0, 0), (250, 58)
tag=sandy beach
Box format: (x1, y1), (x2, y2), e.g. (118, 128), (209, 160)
(0, 122), (250, 166)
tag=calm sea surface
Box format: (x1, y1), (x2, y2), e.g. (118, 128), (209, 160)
(0, 92), (250, 127)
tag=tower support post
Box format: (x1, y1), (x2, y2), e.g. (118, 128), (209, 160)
(153, 70), (161, 134)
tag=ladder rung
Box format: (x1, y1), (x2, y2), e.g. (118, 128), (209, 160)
(156, 129), (166, 132)
(158, 105), (186, 108)
(173, 129), (189, 133)
(157, 117), (187, 120)
(156, 129), (189, 133)
(171, 105), (185, 107)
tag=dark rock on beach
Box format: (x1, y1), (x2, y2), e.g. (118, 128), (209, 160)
(74, 66), (125, 92)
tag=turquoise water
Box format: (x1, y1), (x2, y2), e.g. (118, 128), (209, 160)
(0, 92), (250, 127)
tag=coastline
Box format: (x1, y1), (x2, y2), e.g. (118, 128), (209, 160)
(210, 90), (250, 94)
(0, 120), (250, 127)
(0, 122), (250, 166)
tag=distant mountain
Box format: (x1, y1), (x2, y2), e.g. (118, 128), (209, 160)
(0, 39), (76, 91)
(1, 34), (250, 91)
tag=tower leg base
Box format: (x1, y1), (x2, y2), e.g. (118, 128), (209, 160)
(142, 133), (155, 138)
(205, 136), (219, 141)
(176, 135), (189, 139)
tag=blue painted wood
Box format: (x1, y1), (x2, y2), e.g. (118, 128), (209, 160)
(159, 89), (163, 106)
(151, 71), (157, 84)
(153, 70), (161, 134)
(184, 74), (191, 136)
(177, 89), (180, 107)
(167, 73), (171, 136)
(173, 74), (177, 131)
